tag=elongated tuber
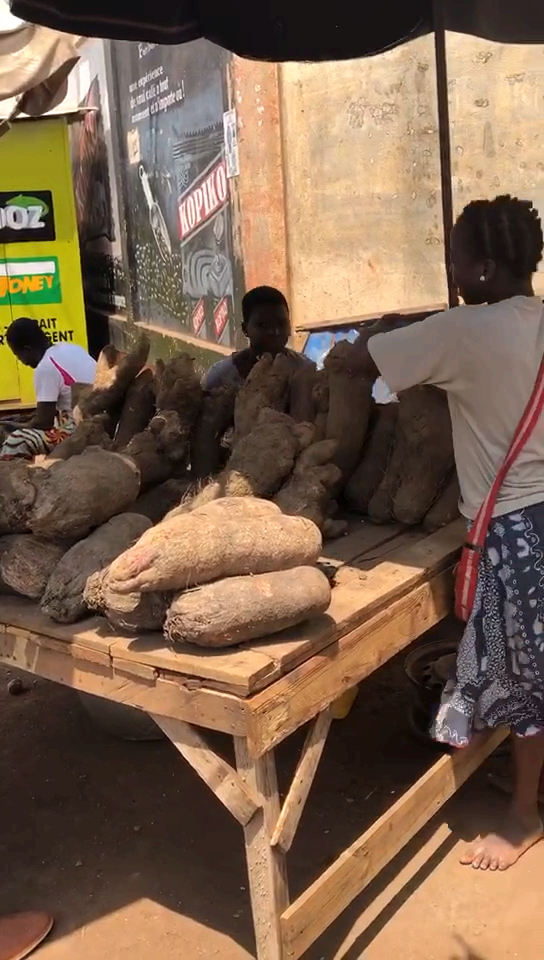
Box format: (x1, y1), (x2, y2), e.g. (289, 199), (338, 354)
(108, 511), (322, 594)
(41, 512), (151, 622)
(422, 472), (461, 532)
(165, 566), (331, 648)
(233, 353), (291, 443)
(84, 568), (169, 633)
(0, 534), (68, 600)
(392, 386), (455, 525)
(345, 403), (399, 513)
(324, 341), (373, 482)
(30, 448), (141, 540)
(114, 368), (156, 449)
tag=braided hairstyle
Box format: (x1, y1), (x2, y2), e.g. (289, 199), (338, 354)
(457, 195), (543, 279)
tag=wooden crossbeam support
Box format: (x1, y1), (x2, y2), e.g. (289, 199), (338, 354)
(271, 708), (332, 853)
(152, 715), (260, 827)
(280, 728), (508, 959)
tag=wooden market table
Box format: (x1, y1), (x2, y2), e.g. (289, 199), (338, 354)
(0, 517), (505, 959)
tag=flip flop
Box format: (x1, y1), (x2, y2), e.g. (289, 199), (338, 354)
(0, 912), (53, 960)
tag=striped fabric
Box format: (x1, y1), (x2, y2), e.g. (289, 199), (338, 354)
(0, 413), (75, 461)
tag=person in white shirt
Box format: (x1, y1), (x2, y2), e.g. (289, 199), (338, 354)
(0, 315), (96, 460)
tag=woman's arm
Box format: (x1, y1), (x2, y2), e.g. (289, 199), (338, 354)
(27, 402), (57, 431)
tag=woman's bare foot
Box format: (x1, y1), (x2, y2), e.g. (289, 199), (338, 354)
(460, 811), (543, 871)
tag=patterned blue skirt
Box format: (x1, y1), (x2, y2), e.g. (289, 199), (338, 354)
(432, 501), (544, 748)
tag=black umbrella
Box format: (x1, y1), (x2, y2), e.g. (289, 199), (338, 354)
(8, 0), (544, 60)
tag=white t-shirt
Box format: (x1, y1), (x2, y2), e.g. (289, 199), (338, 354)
(369, 295), (544, 520)
(34, 343), (96, 413)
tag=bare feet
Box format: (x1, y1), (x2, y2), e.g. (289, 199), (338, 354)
(460, 811), (543, 871)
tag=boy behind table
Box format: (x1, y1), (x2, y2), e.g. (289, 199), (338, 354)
(203, 285), (309, 390)
(0, 315), (96, 460)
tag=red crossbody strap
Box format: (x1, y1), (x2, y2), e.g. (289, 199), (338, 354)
(467, 350), (544, 551)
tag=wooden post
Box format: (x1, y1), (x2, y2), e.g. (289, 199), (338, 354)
(235, 738), (289, 960)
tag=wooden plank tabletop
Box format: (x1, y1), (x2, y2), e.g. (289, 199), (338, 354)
(0, 518), (464, 698)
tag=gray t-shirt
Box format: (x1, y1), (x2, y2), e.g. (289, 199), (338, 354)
(369, 296), (544, 520)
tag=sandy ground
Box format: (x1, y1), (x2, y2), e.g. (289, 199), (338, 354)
(2, 651), (544, 960)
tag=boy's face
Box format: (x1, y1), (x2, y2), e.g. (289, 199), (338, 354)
(244, 304), (290, 356)
(8, 343), (41, 368)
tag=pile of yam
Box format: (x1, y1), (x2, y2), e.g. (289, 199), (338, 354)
(0, 327), (460, 651)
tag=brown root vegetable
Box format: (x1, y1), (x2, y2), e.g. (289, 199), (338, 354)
(148, 410), (191, 463)
(288, 364), (318, 423)
(191, 383), (238, 480)
(41, 512), (152, 623)
(154, 354), (203, 422)
(0, 534), (68, 600)
(164, 488), (280, 522)
(324, 341), (373, 482)
(274, 439), (341, 529)
(367, 432), (405, 524)
(30, 449), (141, 540)
(123, 430), (172, 488)
(0, 461), (40, 533)
(233, 353), (291, 443)
(422, 473), (461, 532)
(47, 415), (113, 461)
(113, 369), (156, 449)
(165, 566), (331, 648)
(131, 479), (193, 524)
(93, 344), (126, 389)
(392, 386), (455, 526)
(184, 409), (304, 512)
(344, 403), (399, 513)
(312, 370), (330, 441)
(78, 335), (150, 420)
(84, 568), (168, 633)
(108, 511), (322, 594)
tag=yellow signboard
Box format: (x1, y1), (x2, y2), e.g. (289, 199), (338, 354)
(0, 119), (88, 408)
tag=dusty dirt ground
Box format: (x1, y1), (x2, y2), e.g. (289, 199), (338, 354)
(1, 646), (544, 960)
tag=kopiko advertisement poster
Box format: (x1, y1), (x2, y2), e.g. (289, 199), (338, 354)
(110, 40), (240, 348)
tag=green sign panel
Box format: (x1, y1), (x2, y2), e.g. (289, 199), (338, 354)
(0, 256), (62, 305)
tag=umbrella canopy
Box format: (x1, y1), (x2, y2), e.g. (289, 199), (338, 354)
(0, 1), (82, 128)
(8, 0), (544, 60)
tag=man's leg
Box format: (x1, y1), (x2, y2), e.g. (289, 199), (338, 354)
(0, 912), (53, 960)
(460, 732), (544, 871)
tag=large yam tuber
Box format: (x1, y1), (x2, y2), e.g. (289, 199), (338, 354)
(422, 473), (461, 532)
(132, 479), (192, 524)
(392, 386), (455, 526)
(183, 409), (307, 512)
(0, 462), (39, 533)
(233, 353), (291, 443)
(274, 439), (341, 529)
(154, 354), (203, 422)
(84, 568), (168, 633)
(47, 415), (113, 461)
(0, 535), (68, 600)
(41, 512), (151, 622)
(114, 368), (156, 449)
(165, 566), (331, 648)
(191, 383), (237, 480)
(312, 370), (329, 442)
(288, 364), (318, 423)
(345, 403), (399, 513)
(78, 336), (150, 420)
(108, 511), (322, 594)
(324, 341), (373, 482)
(30, 449), (141, 540)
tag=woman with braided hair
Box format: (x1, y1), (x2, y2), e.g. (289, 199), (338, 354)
(357, 194), (544, 871)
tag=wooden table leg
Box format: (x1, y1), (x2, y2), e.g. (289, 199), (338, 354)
(235, 737), (289, 960)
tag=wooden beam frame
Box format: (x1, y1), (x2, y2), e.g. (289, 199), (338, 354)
(152, 715), (261, 826)
(271, 707), (332, 853)
(280, 728), (508, 959)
